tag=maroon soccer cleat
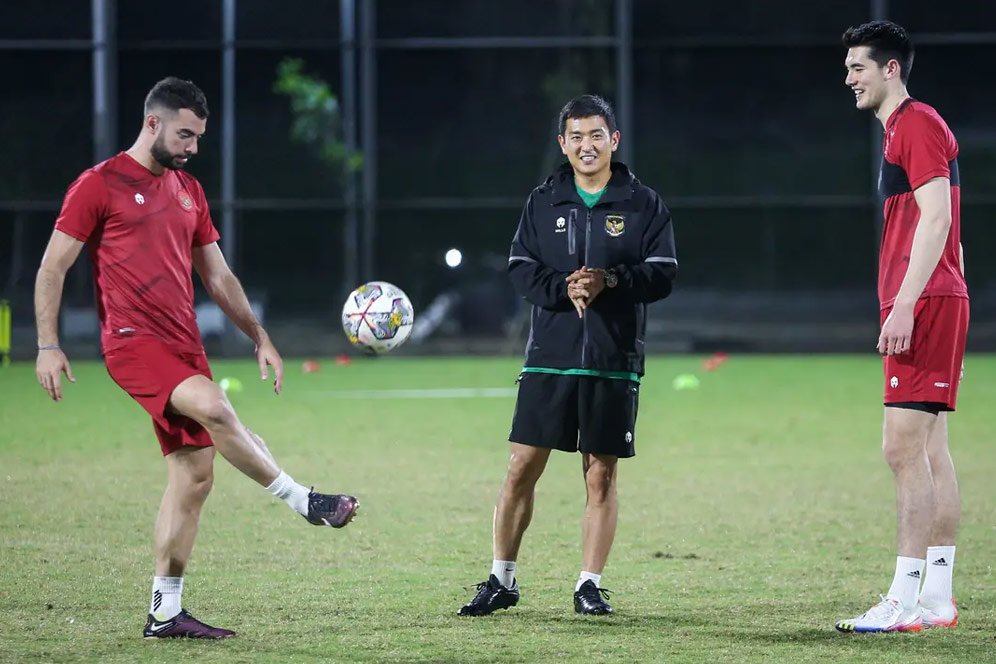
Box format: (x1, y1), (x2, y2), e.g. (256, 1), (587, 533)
(305, 490), (360, 528)
(143, 610), (236, 639)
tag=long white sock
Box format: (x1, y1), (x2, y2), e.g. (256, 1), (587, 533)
(266, 470), (310, 516)
(920, 545), (956, 604)
(576, 571), (601, 591)
(886, 556), (925, 608)
(491, 560), (516, 589)
(150, 576), (183, 620)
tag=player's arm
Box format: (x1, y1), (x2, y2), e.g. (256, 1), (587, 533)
(192, 242), (284, 393)
(34, 230), (84, 401)
(895, 177), (952, 307)
(878, 176), (952, 355)
(507, 194), (578, 314)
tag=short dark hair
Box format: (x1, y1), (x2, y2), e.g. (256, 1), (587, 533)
(842, 20), (914, 84)
(557, 94), (617, 135)
(144, 76), (210, 119)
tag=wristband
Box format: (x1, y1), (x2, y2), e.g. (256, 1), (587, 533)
(38, 345), (61, 351)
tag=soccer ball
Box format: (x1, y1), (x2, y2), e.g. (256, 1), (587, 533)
(341, 281), (415, 353)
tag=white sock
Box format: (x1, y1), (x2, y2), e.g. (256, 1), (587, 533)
(491, 560), (516, 589)
(150, 576), (183, 620)
(266, 470), (310, 516)
(886, 556), (925, 608)
(576, 571), (601, 591)
(920, 545), (956, 604)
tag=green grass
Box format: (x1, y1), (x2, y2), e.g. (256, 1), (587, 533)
(2, 354), (995, 663)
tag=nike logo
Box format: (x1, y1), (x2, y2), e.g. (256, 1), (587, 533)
(148, 620), (175, 633)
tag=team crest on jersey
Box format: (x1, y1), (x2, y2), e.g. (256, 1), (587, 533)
(605, 214), (625, 237)
(177, 191), (193, 210)
(134, 193), (145, 205)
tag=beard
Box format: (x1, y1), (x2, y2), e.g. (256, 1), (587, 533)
(150, 136), (188, 170)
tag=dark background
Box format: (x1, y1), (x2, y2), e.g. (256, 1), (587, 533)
(2, 0), (994, 356)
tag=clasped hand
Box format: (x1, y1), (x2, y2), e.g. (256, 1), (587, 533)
(565, 267), (607, 319)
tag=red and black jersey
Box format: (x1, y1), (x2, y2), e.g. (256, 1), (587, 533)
(878, 98), (968, 309)
(54, 152), (220, 353)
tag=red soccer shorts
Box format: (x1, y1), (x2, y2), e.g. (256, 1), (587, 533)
(881, 296), (969, 411)
(104, 337), (215, 456)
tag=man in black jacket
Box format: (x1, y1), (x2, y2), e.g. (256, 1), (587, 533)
(459, 95), (677, 617)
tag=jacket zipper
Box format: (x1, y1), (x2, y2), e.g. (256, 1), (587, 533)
(581, 207), (592, 368)
(567, 208), (577, 255)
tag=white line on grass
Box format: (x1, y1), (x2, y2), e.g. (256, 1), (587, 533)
(308, 387), (519, 399)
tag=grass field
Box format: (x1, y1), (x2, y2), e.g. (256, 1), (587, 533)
(1, 354), (994, 663)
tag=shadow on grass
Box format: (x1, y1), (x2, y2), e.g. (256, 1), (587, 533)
(707, 625), (996, 660)
(511, 609), (714, 630)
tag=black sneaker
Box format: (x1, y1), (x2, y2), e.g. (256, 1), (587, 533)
(143, 610), (236, 639)
(305, 490), (359, 527)
(574, 580), (613, 615)
(458, 574), (520, 616)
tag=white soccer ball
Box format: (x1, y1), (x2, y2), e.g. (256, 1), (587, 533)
(341, 281), (415, 353)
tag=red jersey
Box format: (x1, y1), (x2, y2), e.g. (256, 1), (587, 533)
(878, 99), (968, 309)
(55, 152), (220, 353)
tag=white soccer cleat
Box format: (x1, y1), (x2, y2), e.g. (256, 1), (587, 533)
(919, 598), (958, 628)
(835, 596), (923, 633)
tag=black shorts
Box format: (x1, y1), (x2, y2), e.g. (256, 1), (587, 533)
(508, 372), (639, 458)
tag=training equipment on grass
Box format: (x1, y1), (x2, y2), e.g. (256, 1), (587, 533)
(0, 300), (10, 367)
(671, 373), (700, 390)
(219, 377), (243, 393)
(341, 281), (415, 353)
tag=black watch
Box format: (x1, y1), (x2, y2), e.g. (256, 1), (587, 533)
(604, 269), (618, 288)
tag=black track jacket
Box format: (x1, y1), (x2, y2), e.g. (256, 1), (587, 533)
(508, 162), (677, 376)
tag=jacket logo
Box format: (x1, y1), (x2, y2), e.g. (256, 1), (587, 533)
(555, 216), (566, 233)
(605, 214), (625, 237)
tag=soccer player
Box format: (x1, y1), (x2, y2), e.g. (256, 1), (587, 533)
(835, 22), (968, 633)
(34, 77), (360, 639)
(458, 95), (677, 616)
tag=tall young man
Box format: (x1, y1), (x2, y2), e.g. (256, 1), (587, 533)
(836, 21), (968, 634)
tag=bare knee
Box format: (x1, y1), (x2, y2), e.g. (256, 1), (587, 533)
(584, 458), (617, 505)
(194, 391), (239, 432)
(925, 414), (951, 464)
(882, 416), (931, 471)
(504, 449), (546, 492)
(184, 469), (214, 504)
(167, 449), (215, 508)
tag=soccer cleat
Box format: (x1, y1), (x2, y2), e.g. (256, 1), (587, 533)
(574, 580), (613, 615)
(919, 598), (958, 628)
(457, 574), (520, 616)
(143, 610), (236, 639)
(305, 490), (359, 528)
(834, 596), (922, 633)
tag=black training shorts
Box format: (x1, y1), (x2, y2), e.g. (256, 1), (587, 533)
(508, 372), (639, 458)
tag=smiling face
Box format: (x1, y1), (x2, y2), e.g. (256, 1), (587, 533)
(844, 45), (896, 113)
(558, 115), (620, 180)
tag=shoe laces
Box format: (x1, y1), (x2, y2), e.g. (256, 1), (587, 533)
(860, 595), (901, 621)
(308, 490), (342, 510)
(465, 580), (495, 602)
(580, 584), (612, 601)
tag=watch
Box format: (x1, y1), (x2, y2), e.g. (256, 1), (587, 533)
(604, 269), (618, 288)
